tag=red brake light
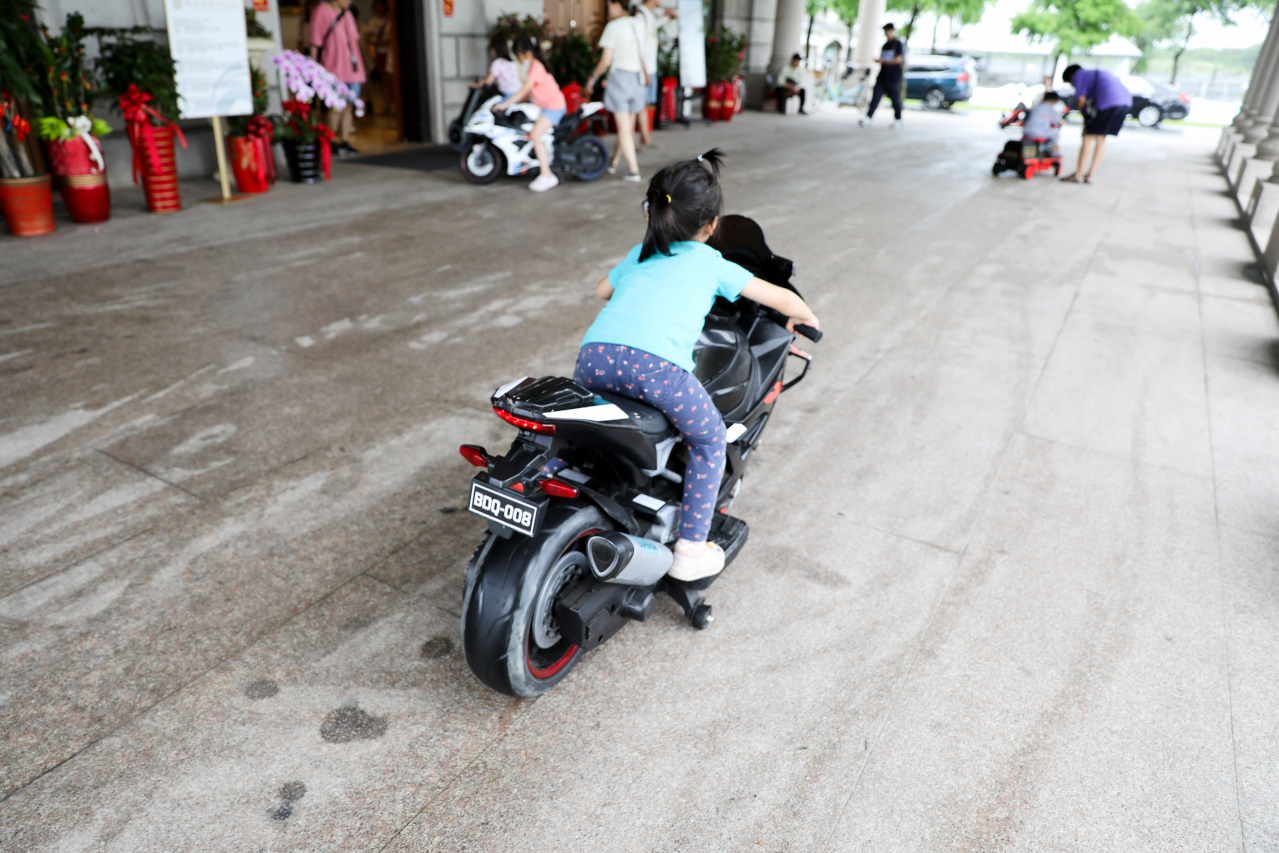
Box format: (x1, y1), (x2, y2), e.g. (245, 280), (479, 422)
(538, 477), (580, 498)
(957, 72), (969, 82)
(1179, 93), (1189, 103)
(493, 406), (556, 434)
(459, 444), (489, 467)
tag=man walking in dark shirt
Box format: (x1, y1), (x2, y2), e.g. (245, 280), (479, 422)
(860, 23), (904, 128)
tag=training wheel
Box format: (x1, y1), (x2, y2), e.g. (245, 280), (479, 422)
(691, 603), (714, 630)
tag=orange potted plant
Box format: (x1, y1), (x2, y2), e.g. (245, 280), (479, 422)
(37, 13), (112, 223)
(92, 26), (186, 213)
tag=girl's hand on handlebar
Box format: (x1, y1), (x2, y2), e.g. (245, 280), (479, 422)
(785, 315), (819, 333)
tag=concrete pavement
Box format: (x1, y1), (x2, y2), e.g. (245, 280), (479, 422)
(2, 106), (1278, 851)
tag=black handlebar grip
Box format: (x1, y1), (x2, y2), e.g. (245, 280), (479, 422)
(794, 324), (823, 343)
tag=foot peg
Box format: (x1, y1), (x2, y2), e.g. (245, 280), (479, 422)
(660, 514), (749, 628)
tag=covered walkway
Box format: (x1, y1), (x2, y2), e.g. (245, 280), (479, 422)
(2, 107), (1278, 850)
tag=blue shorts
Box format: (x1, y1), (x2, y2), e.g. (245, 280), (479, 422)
(541, 108), (566, 126)
(346, 82), (362, 99)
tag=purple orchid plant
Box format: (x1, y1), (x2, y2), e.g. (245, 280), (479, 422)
(272, 50), (365, 116)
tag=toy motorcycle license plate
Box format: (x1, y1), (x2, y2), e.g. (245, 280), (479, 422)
(469, 480), (542, 536)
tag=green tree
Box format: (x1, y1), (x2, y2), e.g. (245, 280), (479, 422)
(805, 0), (828, 62)
(832, 0), (859, 55)
(889, 0), (990, 50)
(1133, 0), (1267, 84)
(1010, 0), (1140, 67)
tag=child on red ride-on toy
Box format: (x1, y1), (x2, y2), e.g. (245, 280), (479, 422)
(993, 90), (1064, 180)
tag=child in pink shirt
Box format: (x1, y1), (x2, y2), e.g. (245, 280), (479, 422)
(494, 36), (567, 193)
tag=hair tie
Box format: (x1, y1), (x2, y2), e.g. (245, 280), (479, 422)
(697, 154), (704, 162)
(665, 193), (671, 203)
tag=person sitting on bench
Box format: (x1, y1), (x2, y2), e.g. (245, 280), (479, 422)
(775, 54), (808, 115)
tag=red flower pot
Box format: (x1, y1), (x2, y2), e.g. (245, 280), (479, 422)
(703, 82), (724, 120)
(659, 76), (678, 126)
(44, 136), (111, 224)
(60, 173), (111, 224)
(719, 81), (737, 121)
(229, 136), (273, 194)
(0, 174), (56, 237)
(140, 125), (182, 214)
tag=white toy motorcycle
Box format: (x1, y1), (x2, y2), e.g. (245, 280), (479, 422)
(459, 96), (609, 185)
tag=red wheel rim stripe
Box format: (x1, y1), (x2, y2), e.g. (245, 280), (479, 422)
(527, 643), (579, 678)
(526, 527), (598, 680)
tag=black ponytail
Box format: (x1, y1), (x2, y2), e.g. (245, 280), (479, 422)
(489, 33), (512, 61)
(640, 148), (725, 262)
(514, 35), (546, 67)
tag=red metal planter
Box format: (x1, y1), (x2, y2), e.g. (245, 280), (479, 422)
(140, 126), (182, 214)
(45, 137), (111, 224)
(0, 174), (57, 237)
(719, 81), (737, 121)
(60, 173), (111, 223)
(229, 136), (273, 194)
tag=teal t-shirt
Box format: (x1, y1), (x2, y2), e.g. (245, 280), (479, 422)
(582, 242), (753, 373)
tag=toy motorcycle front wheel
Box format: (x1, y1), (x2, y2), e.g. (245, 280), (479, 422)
(460, 140), (505, 184)
(461, 504), (611, 697)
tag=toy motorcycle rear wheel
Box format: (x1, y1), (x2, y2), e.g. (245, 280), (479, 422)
(568, 137), (608, 181)
(461, 503), (611, 697)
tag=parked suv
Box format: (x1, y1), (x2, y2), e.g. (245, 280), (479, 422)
(904, 54), (975, 109)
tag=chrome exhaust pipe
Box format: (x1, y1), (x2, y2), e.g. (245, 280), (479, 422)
(586, 532), (672, 586)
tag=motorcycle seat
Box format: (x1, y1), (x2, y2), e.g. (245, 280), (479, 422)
(596, 391), (678, 441)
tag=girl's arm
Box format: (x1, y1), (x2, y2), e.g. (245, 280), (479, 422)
(584, 48), (615, 93)
(472, 71), (496, 88)
(496, 77), (533, 110)
(740, 278), (819, 332)
(595, 274), (614, 300)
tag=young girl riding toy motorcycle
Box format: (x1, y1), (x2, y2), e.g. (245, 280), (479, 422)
(549, 149), (820, 581)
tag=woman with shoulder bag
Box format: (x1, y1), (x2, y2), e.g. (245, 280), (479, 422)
(308, 0), (367, 155)
(585, 0), (650, 183)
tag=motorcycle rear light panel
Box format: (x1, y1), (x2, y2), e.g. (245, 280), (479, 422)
(493, 407), (557, 434)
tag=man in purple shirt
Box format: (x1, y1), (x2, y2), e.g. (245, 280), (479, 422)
(1059, 64), (1131, 183)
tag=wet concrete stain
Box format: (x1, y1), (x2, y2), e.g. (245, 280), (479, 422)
(438, 507), (458, 514)
(270, 781), (307, 821)
(319, 703), (388, 743)
(245, 679), (279, 700)
(420, 635), (454, 659)
(340, 613), (375, 631)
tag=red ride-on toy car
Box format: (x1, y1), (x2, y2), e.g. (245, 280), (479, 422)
(992, 137), (1061, 179)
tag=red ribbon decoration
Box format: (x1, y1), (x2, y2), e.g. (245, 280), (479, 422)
(119, 85), (187, 184)
(245, 114), (276, 187)
(317, 125), (333, 180)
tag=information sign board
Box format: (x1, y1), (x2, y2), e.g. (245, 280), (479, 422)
(164, 0), (253, 119)
(676, 0), (706, 89)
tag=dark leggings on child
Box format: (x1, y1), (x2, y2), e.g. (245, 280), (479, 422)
(546, 343), (726, 543)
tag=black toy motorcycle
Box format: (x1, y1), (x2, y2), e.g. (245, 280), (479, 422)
(448, 81), (494, 152)
(457, 216), (822, 697)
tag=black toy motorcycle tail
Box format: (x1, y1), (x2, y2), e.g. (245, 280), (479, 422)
(456, 216), (822, 697)
(448, 81), (496, 152)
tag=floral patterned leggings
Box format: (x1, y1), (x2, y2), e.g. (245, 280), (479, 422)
(546, 344), (727, 543)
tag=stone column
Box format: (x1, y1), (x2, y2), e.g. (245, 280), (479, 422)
(768, 0), (806, 75)
(853, 0), (887, 69)
(1241, 2), (1279, 138)
(1223, 0), (1279, 160)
